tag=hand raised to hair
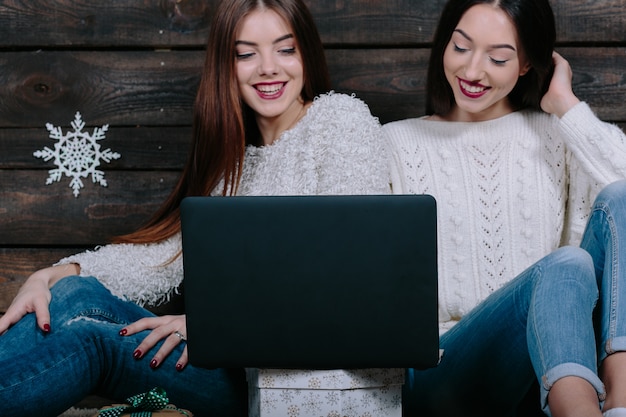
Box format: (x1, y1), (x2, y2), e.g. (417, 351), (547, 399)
(120, 314), (189, 371)
(540, 51), (581, 118)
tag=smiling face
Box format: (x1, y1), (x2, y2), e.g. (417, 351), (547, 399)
(235, 8), (305, 140)
(442, 3), (530, 121)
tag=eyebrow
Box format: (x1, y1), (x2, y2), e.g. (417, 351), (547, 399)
(235, 33), (294, 47)
(453, 29), (516, 51)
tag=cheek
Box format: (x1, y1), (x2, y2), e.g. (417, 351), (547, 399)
(284, 59), (304, 78)
(442, 49), (462, 77)
(494, 67), (523, 91)
(442, 56), (457, 85)
(236, 62), (254, 84)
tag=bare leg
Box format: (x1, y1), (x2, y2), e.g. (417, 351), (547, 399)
(601, 352), (626, 411)
(548, 376), (603, 417)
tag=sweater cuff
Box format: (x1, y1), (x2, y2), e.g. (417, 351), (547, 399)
(558, 101), (598, 139)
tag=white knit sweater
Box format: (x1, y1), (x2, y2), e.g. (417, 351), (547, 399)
(384, 102), (626, 333)
(56, 92), (390, 306)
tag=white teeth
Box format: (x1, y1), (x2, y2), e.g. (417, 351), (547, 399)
(256, 84), (283, 94)
(460, 80), (486, 94)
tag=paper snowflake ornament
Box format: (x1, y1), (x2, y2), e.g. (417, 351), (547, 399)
(33, 112), (121, 197)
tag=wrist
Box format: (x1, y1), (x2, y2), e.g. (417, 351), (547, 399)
(555, 95), (581, 118)
(38, 264), (80, 288)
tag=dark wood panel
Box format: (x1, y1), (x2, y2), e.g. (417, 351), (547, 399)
(0, 0), (623, 47)
(329, 48), (429, 124)
(2, 48), (625, 128)
(0, 247), (84, 313)
(0, 0), (212, 47)
(0, 170), (180, 245)
(562, 47), (626, 122)
(0, 126), (191, 169)
(552, 0), (626, 43)
(0, 0), (442, 47)
(309, 0), (446, 46)
(0, 50), (203, 127)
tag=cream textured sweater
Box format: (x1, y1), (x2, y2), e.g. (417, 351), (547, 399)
(56, 92), (390, 306)
(384, 102), (626, 333)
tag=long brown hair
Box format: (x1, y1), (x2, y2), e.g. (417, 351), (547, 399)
(115, 0), (331, 244)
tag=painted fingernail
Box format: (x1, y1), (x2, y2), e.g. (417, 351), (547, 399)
(176, 363), (184, 372)
(133, 349), (142, 359)
(150, 359), (159, 369)
(119, 328), (127, 336)
(43, 324), (51, 333)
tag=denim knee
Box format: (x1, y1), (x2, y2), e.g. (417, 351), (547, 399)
(51, 275), (111, 307)
(50, 276), (143, 327)
(594, 180), (626, 208)
(552, 246), (596, 278)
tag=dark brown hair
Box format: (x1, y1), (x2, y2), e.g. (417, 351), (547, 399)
(115, 0), (331, 244)
(426, 0), (556, 116)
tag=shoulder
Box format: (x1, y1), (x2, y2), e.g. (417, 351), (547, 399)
(382, 117), (435, 147)
(383, 117), (429, 134)
(308, 91), (378, 123)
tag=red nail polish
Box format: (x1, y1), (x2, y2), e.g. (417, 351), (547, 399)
(43, 324), (51, 333)
(150, 359), (158, 369)
(133, 349), (142, 359)
(119, 328), (127, 336)
(176, 363), (184, 372)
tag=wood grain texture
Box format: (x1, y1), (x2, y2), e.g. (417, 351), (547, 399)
(0, 126), (191, 169)
(1, 0), (624, 47)
(0, 170), (179, 245)
(0, 0), (213, 47)
(0, 50), (203, 127)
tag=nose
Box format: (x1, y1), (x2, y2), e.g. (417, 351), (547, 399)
(258, 52), (278, 76)
(463, 53), (485, 81)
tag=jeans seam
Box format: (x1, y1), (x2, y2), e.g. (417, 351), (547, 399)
(69, 308), (133, 326)
(596, 202), (620, 355)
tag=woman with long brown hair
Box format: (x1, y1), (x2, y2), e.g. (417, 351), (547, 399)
(0, 1), (389, 415)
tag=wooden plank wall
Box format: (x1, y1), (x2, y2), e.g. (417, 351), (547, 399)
(1, 0), (625, 313)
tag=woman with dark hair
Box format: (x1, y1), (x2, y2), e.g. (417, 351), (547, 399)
(0, 0), (389, 415)
(384, 0), (626, 416)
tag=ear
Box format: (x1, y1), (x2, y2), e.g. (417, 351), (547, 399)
(519, 61), (531, 76)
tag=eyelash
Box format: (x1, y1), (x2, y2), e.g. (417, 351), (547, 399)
(453, 43), (508, 66)
(236, 47), (297, 60)
(453, 43), (468, 53)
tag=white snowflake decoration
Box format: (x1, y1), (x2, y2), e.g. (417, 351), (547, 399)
(33, 112), (121, 197)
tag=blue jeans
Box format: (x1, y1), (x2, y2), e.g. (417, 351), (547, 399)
(404, 180), (626, 417)
(0, 276), (247, 417)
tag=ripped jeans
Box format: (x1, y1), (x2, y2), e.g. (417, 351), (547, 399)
(404, 180), (626, 417)
(0, 276), (247, 417)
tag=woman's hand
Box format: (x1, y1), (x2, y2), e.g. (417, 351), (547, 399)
(120, 314), (189, 371)
(0, 263), (79, 335)
(540, 51), (581, 118)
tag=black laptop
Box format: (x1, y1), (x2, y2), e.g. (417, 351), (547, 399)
(181, 194), (439, 369)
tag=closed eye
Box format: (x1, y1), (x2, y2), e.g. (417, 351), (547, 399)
(453, 43), (468, 53)
(490, 57), (509, 65)
(279, 47), (296, 55)
(236, 52), (255, 60)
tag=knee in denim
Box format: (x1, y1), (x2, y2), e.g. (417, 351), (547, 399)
(555, 246), (594, 272)
(596, 180), (626, 207)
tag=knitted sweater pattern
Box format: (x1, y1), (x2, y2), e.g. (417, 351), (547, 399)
(384, 103), (626, 332)
(57, 92), (390, 306)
